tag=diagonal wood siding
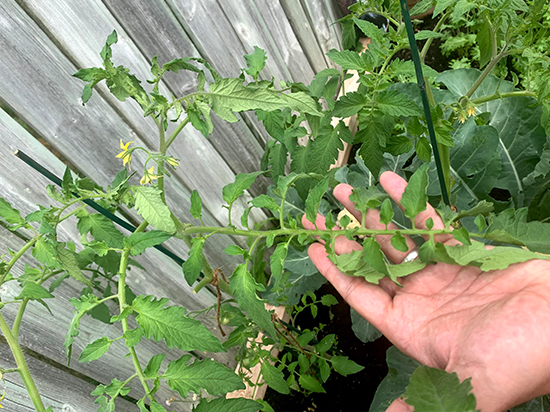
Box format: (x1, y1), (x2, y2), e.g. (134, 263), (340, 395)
(0, 1), (342, 410)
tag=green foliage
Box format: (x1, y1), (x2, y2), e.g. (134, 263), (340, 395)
(133, 186), (176, 233)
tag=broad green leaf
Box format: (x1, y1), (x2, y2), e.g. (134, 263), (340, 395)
(77, 214), (124, 248)
(190, 190), (203, 220)
(304, 122), (353, 177)
(349, 186), (387, 212)
(454, 200), (494, 221)
(433, 0), (455, 17)
(78, 337), (113, 363)
(477, 19), (492, 69)
(132, 295), (224, 352)
(414, 30), (443, 40)
(16, 282), (54, 300)
(283, 247), (318, 276)
(401, 163), (430, 222)
(437, 69), (547, 205)
(182, 237), (205, 285)
(244, 46), (267, 81)
(379, 198), (394, 226)
(331, 250), (386, 284)
(403, 366), (477, 411)
(326, 49), (372, 72)
(222, 171), (264, 206)
(85, 241), (110, 257)
(299, 375), (325, 393)
(409, 0), (435, 15)
(92, 378), (131, 398)
(353, 17), (385, 45)
(331, 356), (365, 376)
(350, 308), (382, 342)
(208, 78), (320, 122)
(370, 346), (421, 412)
(0, 197), (24, 225)
(133, 186), (176, 233)
(391, 233), (409, 252)
(123, 327), (144, 348)
(32, 238), (58, 268)
(356, 115), (394, 177)
(485, 208), (550, 253)
(261, 362), (290, 394)
(364, 237), (389, 276)
(124, 231), (171, 256)
(251, 194), (279, 211)
(452, 227), (471, 245)
(163, 58), (201, 74)
(443, 241), (549, 271)
(305, 177), (330, 223)
(143, 354), (166, 379)
(332, 92), (368, 118)
(56, 244), (93, 287)
(270, 242), (289, 285)
(376, 90), (423, 117)
(163, 356), (244, 397)
(416, 136), (432, 162)
(65, 294), (102, 365)
(510, 395), (550, 412)
(193, 397), (262, 412)
(230, 264), (277, 338)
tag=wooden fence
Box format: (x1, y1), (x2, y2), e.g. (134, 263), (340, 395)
(0, 0), (342, 410)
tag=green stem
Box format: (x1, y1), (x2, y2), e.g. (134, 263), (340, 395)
(463, 45), (509, 101)
(420, 11), (451, 64)
(0, 313), (45, 411)
(165, 117), (189, 151)
(11, 298), (29, 338)
(117, 221), (155, 401)
(0, 236), (39, 286)
(470, 90), (537, 105)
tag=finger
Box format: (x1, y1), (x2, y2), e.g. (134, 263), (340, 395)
(386, 398), (414, 412)
(380, 171), (454, 244)
(308, 242), (392, 331)
(334, 183), (417, 263)
(303, 213), (399, 296)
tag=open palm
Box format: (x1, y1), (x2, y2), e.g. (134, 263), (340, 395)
(304, 172), (550, 412)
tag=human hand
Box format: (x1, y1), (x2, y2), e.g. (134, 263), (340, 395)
(303, 171), (550, 412)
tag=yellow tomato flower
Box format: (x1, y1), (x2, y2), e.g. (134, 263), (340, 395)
(466, 104), (477, 118)
(140, 166), (161, 185)
(116, 139), (134, 168)
(166, 157), (179, 167)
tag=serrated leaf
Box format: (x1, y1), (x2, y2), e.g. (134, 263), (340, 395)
(485, 208), (550, 253)
(132, 295), (224, 352)
(356, 115), (394, 177)
(299, 375), (325, 393)
(143, 354), (166, 379)
(163, 356), (244, 397)
(182, 237), (205, 285)
(376, 90), (423, 117)
(380, 198), (394, 226)
(208, 78), (320, 122)
(433, 0), (455, 17)
(65, 295), (102, 365)
(193, 397), (262, 412)
(404, 366), (477, 411)
(331, 250), (386, 284)
(332, 92), (369, 118)
(353, 17), (385, 46)
(270, 242), (289, 285)
(401, 163), (430, 222)
(305, 177), (330, 224)
(443, 241), (549, 271)
(223, 171), (264, 206)
(251, 194), (279, 211)
(133, 186), (176, 233)
(364, 237), (389, 276)
(32, 238), (58, 268)
(244, 46), (267, 81)
(283, 247), (318, 276)
(350, 186), (387, 213)
(77, 214), (124, 248)
(331, 356), (365, 376)
(261, 362), (290, 394)
(124, 327), (144, 348)
(56, 244), (93, 287)
(0, 197), (24, 225)
(125, 231), (171, 256)
(230, 264), (277, 338)
(78, 337), (113, 363)
(190, 190), (202, 219)
(16, 282), (54, 300)
(327, 49), (371, 71)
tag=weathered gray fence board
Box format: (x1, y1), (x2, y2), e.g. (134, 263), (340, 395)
(0, 0), (341, 408)
(0, 108), (235, 362)
(101, 0), (270, 197)
(0, 342), (137, 412)
(0, 0), (252, 265)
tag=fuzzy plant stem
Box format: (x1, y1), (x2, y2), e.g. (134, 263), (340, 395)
(0, 313), (46, 411)
(398, 0), (450, 206)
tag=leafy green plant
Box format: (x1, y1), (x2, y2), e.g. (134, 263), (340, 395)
(0, 0), (549, 410)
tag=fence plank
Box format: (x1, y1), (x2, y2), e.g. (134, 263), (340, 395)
(0, 342), (137, 412)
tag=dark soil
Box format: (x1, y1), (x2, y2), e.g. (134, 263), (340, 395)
(263, 282), (393, 412)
